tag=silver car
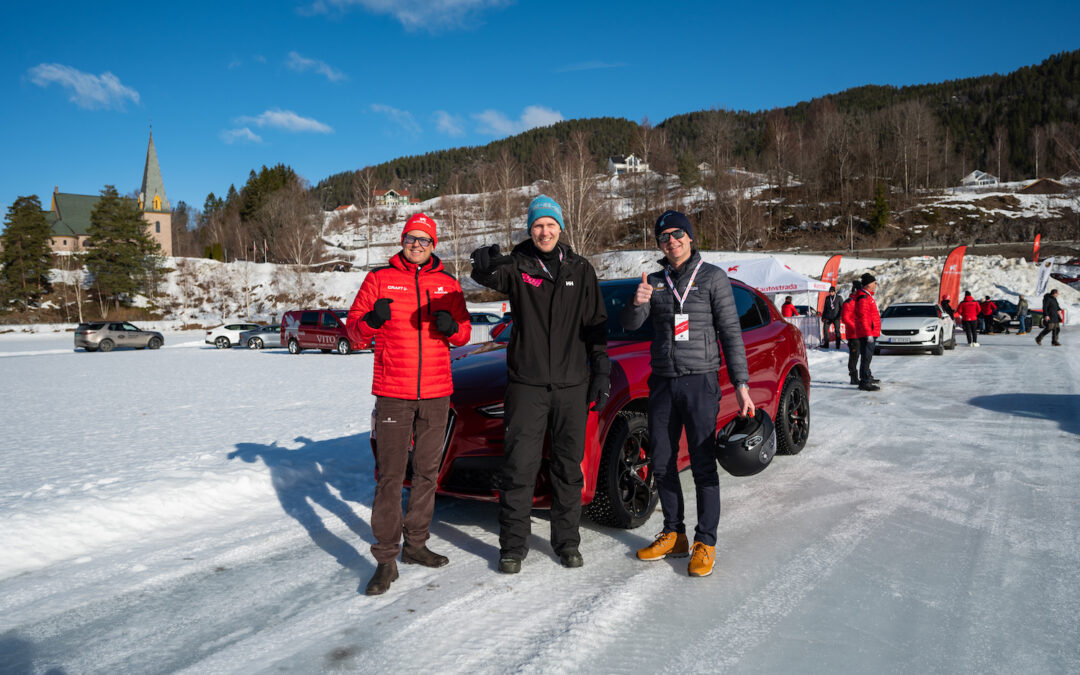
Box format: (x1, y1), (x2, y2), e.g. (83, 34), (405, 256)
(241, 324), (283, 349)
(74, 321), (165, 352)
(875, 302), (957, 355)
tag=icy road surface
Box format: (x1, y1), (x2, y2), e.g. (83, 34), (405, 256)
(1, 330), (1078, 673)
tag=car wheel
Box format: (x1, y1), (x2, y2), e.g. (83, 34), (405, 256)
(215, 336), (231, 349)
(336, 339), (351, 355)
(98, 339), (115, 353)
(148, 337), (162, 350)
(585, 411), (658, 529)
(288, 339), (302, 354)
(775, 374), (809, 456)
(932, 331), (945, 355)
(248, 337), (264, 349)
(84, 346), (98, 353)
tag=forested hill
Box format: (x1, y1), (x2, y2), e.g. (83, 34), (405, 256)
(315, 49), (1080, 207)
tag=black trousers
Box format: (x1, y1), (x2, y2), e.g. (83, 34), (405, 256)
(859, 338), (876, 386)
(848, 337), (864, 380)
(962, 320), (978, 344)
(1036, 322), (1061, 344)
(499, 381), (587, 558)
(822, 318), (842, 348)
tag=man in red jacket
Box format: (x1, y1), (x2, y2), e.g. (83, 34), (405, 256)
(853, 272), (881, 391)
(346, 213), (471, 596)
(956, 291), (981, 347)
(979, 296), (997, 334)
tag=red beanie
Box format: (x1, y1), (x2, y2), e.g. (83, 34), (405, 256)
(403, 212), (437, 247)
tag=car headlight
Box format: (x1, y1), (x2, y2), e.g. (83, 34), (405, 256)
(477, 403), (504, 418)
(923, 324), (938, 333)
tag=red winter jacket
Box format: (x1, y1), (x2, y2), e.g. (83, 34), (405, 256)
(853, 288), (881, 338)
(781, 302), (799, 317)
(346, 253), (471, 400)
(957, 298), (981, 322)
(980, 300), (996, 317)
(841, 296), (859, 338)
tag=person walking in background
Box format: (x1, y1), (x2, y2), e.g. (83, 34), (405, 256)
(853, 273), (881, 391)
(979, 296), (997, 334)
(842, 280), (863, 385)
(821, 286), (843, 349)
(1016, 294), (1030, 335)
(622, 210), (754, 578)
(781, 296), (799, 318)
(1035, 289), (1063, 346)
(470, 195), (609, 574)
(956, 291), (981, 347)
(346, 213), (472, 596)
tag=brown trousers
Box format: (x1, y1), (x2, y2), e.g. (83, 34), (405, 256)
(371, 396), (449, 563)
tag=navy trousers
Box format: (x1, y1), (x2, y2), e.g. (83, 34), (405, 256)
(648, 373), (722, 547)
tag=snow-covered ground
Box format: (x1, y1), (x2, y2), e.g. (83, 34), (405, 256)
(2, 304), (1079, 672)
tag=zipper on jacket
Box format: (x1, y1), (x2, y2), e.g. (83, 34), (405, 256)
(415, 265), (423, 400)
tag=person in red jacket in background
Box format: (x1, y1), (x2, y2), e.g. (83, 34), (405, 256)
(346, 212), (471, 596)
(841, 280), (863, 385)
(781, 296), (800, 317)
(956, 291), (982, 347)
(853, 272), (881, 391)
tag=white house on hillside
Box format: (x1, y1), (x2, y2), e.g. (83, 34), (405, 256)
(373, 189), (420, 206)
(607, 154), (649, 176)
(960, 170), (999, 187)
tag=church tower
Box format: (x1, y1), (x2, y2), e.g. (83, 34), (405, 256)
(139, 131), (173, 256)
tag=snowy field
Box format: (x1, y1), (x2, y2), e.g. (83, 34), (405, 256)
(1, 319), (1079, 673)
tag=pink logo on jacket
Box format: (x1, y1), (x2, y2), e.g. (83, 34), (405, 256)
(522, 272), (543, 287)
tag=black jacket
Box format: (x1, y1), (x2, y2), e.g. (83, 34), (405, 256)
(1043, 293), (1062, 323)
(822, 294), (841, 321)
(620, 250), (749, 385)
(472, 240), (609, 387)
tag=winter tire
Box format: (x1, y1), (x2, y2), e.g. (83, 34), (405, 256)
(288, 339), (302, 355)
(932, 331), (944, 355)
(98, 339), (115, 353)
(336, 339), (351, 355)
(775, 374), (809, 455)
(585, 410), (658, 529)
(215, 336), (231, 349)
(248, 337), (263, 349)
(148, 337), (162, 350)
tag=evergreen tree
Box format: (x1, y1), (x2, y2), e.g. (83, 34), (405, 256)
(84, 185), (163, 311)
(0, 195), (54, 308)
(870, 182), (890, 232)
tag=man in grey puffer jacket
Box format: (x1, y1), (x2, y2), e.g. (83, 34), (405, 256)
(621, 211), (754, 578)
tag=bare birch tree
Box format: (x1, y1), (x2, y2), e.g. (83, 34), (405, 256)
(548, 131), (611, 255)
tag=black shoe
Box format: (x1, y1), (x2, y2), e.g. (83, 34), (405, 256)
(365, 561), (398, 596)
(402, 545), (449, 568)
(498, 557), (522, 574)
(1052, 342), (1062, 346)
(870, 378), (881, 385)
(850, 376), (859, 385)
(858, 383), (880, 391)
(559, 549), (583, 568)
(1036, 338), (1042, 345)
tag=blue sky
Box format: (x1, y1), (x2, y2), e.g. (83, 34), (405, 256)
(2, 0), (1079, 218)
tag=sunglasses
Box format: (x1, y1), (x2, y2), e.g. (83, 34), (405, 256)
(656, 228), (687, 244)
(403, 234), (433, 248)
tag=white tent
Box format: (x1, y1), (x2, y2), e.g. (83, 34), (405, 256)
(718, 257), (832, 294)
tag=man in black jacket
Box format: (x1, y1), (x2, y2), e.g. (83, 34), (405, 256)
(1035, 289), (1063, 346)
(621, 211), (753, 578)
(470, 195), (610, 574)
(821, 286), (842, 349)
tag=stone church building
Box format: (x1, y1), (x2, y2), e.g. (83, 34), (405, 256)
(46, 132), (173, 256)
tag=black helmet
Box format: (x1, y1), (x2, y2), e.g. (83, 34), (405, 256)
(715, 409), (776, 477)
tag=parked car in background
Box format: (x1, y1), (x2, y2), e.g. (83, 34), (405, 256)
(281, 309), (364, 354)
(241, 324), (283, 349)
(489, 312), (512, 339)
(371, 277), (811, 530)
(875, 302), (956, 355)
(469, 312), (502, 327)
(206, 322), (262, 349)
(75, 321), (164, 352)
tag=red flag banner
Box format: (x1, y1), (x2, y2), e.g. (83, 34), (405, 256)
(1033, 233), (1041, 263)
(816, 254), (843, 314)
(939, 245), (966, 306)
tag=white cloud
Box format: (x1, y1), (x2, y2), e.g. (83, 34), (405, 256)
(556, 60), (626, 73)
(302, 0), (511, 30)
(286, 51), (347, 82)
(370, 104), (422, 134)
(473, 105), (563, 136)
(236, 109), (333, 134)
(27, 63), (140, 110)
(220, 127), (263, 144)
(434, 110), (465, 136)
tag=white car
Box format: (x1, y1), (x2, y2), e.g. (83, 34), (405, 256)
(875, 302), (956, 355)
(205, 322), (262, 349)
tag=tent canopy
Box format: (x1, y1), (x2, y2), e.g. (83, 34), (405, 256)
(720, 257), (832, 294)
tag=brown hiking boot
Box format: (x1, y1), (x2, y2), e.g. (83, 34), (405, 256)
(402, 544), (449, 568)
(687, 542), (716, 577)
(365, 561), (399, 596)
(637, 531), (690, 561)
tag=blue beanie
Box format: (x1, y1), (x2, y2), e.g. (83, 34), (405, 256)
(655, 210), (693, 240)
(528, 195), (564, 231)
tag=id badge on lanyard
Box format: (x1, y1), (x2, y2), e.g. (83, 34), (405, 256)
(666, 260), (704, 343)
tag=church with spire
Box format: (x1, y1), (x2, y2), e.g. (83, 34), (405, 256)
(45, 131), (174, 256)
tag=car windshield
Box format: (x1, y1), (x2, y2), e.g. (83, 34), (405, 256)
(882, 305), (938, 318)
(494, 279), (655, 344)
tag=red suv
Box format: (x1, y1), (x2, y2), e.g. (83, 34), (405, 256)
(281, 309), (364, 354)
(373, 277), (810, 529)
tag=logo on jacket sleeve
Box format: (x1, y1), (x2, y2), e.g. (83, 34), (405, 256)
(522, 273), (543, 287)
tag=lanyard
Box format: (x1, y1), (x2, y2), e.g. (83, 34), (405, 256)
(535, 249), (564, 280)
(664, 259), (704, 313)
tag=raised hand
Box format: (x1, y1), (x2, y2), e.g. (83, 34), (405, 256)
(364, 298), (393, 329)
(633, 272), (653, 306)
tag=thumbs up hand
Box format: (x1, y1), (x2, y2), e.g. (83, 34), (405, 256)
(633, 272), (653, 306)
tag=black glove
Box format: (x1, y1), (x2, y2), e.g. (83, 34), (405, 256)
(470, 244), (512, 274)
(364, 298), (392, 329)
(433, 310), (458, 337)
(587, 373), (610, 412)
